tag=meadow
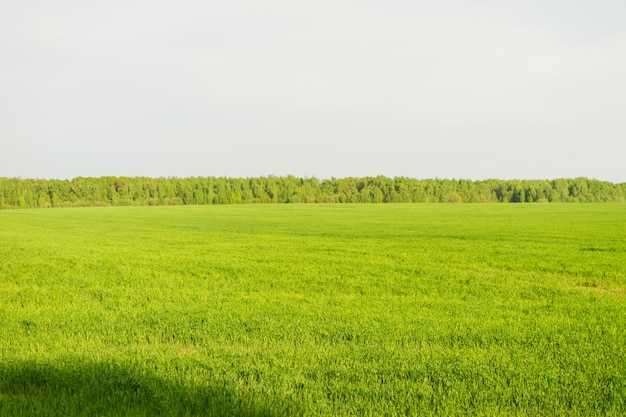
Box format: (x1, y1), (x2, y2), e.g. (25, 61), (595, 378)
(0, 204), (625, 416)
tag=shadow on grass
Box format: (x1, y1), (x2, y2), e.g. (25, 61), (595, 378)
(0, 359), (285, 417)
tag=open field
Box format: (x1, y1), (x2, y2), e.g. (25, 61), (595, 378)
(1, 204), (625, 416)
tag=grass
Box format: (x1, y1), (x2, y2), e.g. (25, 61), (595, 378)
(0, 204), (625, 416)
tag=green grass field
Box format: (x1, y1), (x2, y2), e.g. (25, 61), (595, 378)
(1, 204), (625, 416)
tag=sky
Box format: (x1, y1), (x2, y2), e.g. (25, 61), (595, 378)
(1, 0), (625, 182)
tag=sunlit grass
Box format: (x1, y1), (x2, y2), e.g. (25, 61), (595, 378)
(1, 204), (625, 416)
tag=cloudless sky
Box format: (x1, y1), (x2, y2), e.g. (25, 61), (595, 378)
(1, 0), (625, 182)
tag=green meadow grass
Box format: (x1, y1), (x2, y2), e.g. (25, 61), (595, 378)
(0, 204), (625, 416)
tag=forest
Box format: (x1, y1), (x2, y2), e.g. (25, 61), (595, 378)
(0, 176), (625, 209)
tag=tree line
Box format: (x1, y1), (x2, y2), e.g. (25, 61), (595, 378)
(0, 176), (624, 209)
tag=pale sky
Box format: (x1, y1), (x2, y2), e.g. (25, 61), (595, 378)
(1, 0), (625, 182)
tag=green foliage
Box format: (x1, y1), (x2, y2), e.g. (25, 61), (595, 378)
(1, 204), (625, 416)
(0, 176), (624, 209)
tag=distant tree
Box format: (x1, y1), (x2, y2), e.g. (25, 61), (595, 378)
(1, 175), (625, 209)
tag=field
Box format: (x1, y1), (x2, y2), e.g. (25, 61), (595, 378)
(1, 204), (625, 416)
